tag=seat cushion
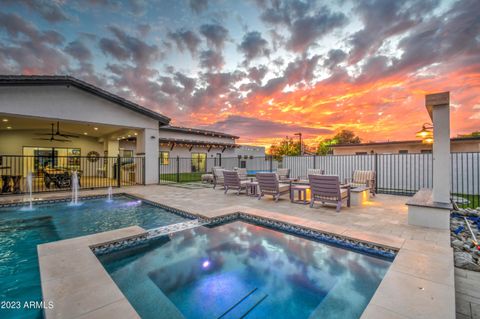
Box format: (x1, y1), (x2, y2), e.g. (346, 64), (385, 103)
(350, 182), (366, 188)
(352, 170), (374, 184)
(278, 183), (290, 192)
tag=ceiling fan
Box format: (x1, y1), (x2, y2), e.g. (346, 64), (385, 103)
(34, 122), (79, 142)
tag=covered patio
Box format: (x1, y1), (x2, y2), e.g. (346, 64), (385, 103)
(0, 75), (170, 194)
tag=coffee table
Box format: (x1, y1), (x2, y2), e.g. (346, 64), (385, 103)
(246, 181), (258, 197)
(350, 186), (370, 206)
(290, 184), (310, 204)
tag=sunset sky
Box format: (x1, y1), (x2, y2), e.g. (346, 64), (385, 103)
(0, 0), (479, 148)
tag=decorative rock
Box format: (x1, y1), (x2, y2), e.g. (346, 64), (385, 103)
(452, 239), (464, 249)
(455, 252), (480, 271)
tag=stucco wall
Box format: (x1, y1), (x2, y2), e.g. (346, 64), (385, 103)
(0, 85), (159, 129)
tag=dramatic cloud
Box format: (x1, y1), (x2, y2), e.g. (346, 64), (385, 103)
(100, 26), (161, 65)
(238, 31), (270, 62)
(203, 115), (333, 142)
(199, 23), (229, 50)
(348, 0), (438, 64)
(286, 8), (347, 52)
(65, 40), (92, 62)
(189, 0), (209, 14)
(199, 50), (225, 70)
(5, 0), (69, 23)
(0, 12), (68, 73)
(0, 0), (479, 147)
(167, 29), (201, 57)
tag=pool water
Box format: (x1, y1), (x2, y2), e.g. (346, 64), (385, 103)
(0, 195), (188, 319)
(100, 221), (392, 319)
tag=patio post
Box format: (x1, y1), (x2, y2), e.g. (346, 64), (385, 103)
(431, 97), (451, 203)
(406, 92), (452, 229)
(176, 156), (180, 183)
(136, 128), (159, 184)
(116, 155), (121, 187)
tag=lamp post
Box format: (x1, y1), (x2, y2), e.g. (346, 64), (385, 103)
(294, 132), (303, 156)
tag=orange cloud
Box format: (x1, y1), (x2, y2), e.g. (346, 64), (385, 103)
(186, 63), (480, 149)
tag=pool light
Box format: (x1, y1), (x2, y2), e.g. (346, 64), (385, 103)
(202, 260), (210, 269)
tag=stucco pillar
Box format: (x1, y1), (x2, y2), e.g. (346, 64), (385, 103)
(106, 140), (119, 157)
(407, 92), (452, 230)
(432, 103), (451, 203)
(136, 128), (159, 184)
(103, 139), (119, 179)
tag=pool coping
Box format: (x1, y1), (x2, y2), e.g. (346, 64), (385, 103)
(37, 195), (456, 319)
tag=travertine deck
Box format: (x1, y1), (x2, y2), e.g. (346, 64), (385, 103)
(2, 184), (455, 318)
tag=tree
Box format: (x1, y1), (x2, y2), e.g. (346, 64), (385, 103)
(316, 130), (361, 155)
(459, 131), (480, 138)
(268, 137), (305, 160)
(333, 129), (362, 144)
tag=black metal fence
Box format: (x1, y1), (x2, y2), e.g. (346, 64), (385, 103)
(0, 155), (145, 195)
(159, 156), (279, 183)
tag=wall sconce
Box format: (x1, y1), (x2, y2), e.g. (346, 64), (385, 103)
(416, 123), (434, 143)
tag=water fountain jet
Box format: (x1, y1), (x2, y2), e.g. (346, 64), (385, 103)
(70, 171), (80, 206)
(106, 186), (113, 202)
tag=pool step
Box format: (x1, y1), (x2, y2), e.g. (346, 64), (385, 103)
(217, 288), (268, 319)
(147, 219), (206, 238)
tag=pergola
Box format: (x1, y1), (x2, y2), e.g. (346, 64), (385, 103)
(159, 138), (239, 152)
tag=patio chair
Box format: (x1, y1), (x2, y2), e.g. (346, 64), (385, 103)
(309, 175), (350, 212)
(212, 167), (225, 189)
(223, 171), (248, 195)
(276, 168), (290, 181)
(345, 170), (376, 196)
(256, 172), (290, 202)
(234, 167), (248, 181)
(307, 168), (325, 176)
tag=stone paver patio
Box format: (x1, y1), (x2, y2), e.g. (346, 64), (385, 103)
(0, 184), (459, 318)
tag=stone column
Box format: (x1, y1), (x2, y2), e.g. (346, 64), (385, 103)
(136, 128), (159, 184)
(427, 92), (451, 204)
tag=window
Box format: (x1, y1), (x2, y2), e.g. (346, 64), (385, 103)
(399, 150), (408, 154)
(160, 151), (169, 165)
(191, 153), (206, 172)
(355, 152), (368, 155)
(421, 149), (432, 154)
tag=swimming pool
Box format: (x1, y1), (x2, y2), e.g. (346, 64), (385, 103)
(99, 220), (392, 319)
(0, 195), (189, 319)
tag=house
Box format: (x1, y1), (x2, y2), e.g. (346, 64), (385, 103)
(0, 75), (261, 186)
(331, 136), (480, 155)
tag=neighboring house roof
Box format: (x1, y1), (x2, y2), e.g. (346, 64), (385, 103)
(159, 137), (239, 148)
(159, 125), (239, 139)
(0, 75), (170, 124)
(331, 136), (480, 148)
